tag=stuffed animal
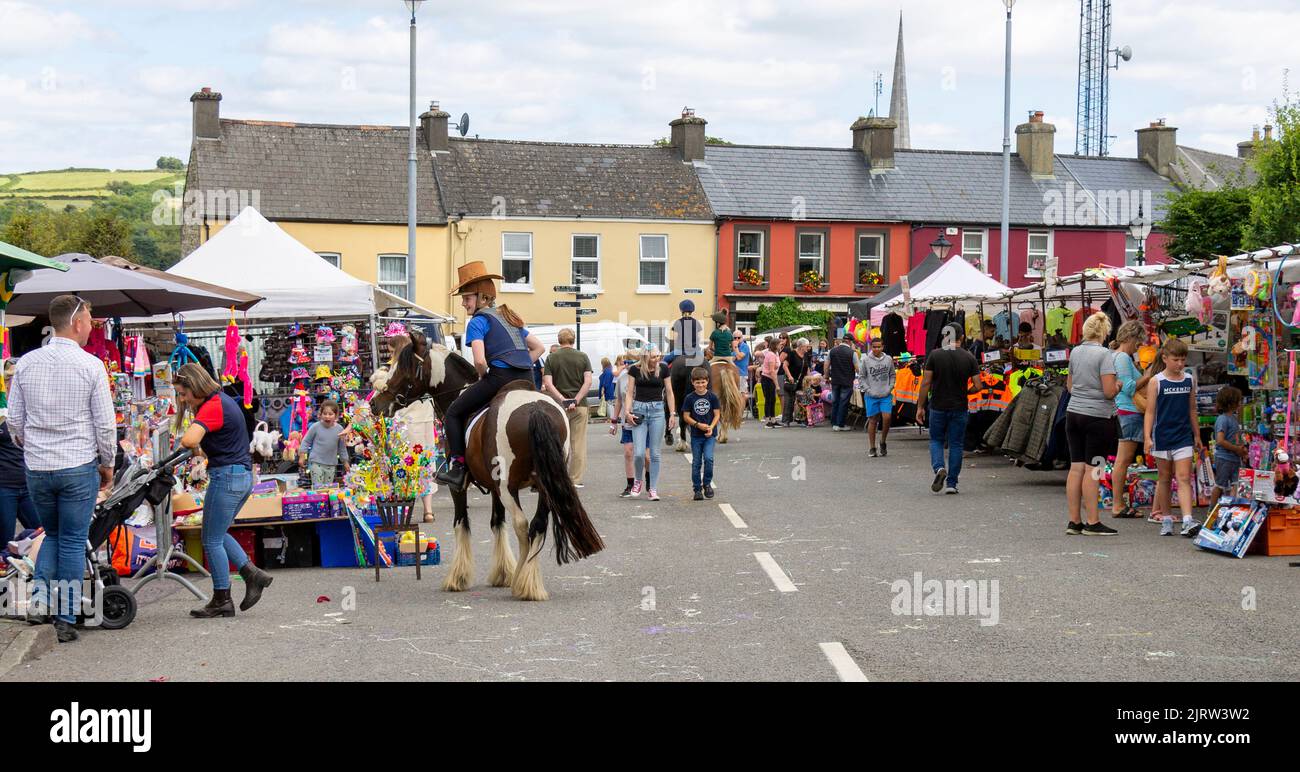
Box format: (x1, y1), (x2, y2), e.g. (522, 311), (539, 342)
(249, 421), (280, 459)
(1185, 278), (1212, 323)
(283, 430), (303, 462)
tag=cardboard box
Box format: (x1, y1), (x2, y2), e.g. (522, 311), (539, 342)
(282, 492), (329, 521)
(236, 494), (283, 522)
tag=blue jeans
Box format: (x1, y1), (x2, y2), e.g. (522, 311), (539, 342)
(630, 400), (665, 490)
(0, 485), (38, 541)
(928, 408), (968, 488)
(691, 435), (716, 491)
(831, 384), (853, 427)
(27, 462), (99, 623)
(203, 465), (253, 590)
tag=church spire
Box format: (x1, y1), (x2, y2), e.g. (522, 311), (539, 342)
(889, 12), (910, 150)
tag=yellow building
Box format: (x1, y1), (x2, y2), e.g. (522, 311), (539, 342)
(183, 89), (718, 342)
(436, 127), (716, 347)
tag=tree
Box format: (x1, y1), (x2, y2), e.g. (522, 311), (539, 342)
(1161, 187), (1252, 261)
(77, 211), (134, 258)
(156, 156), (185, 171)
(1242, 92), (1300, 250)
(0, 210), (63, 256)
(754, 296), (832, 335)
(131, 228), (161, 267)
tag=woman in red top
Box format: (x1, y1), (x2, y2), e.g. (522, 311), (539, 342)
(174, 364), (273, 618)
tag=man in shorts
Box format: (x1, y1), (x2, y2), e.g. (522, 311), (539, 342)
(859, 337), (896, 456)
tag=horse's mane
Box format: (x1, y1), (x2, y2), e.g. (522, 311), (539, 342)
(428, 343), (480, 385)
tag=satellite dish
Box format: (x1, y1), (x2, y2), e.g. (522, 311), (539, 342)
(455, 113), (470, 137)
(1119, 45), (1133, 62)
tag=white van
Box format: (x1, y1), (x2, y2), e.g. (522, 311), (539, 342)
(459, 321), (649, 394)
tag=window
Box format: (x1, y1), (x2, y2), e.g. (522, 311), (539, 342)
(856, 231), (886, 286)
(961, 230), (987, 274)
(377, 253), (409, 299)
(502, 232), (533, 290)
(735, 228), (767, 286)
(317, 252), (341, 269)
(1125, 235), (1140, 266)
(639, 234), (669, 291)
(795, 228), (828, 289)
(1026, 231), (1052, 277)
(571, 234), (600, 287)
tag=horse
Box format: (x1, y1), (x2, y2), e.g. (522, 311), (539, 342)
(667, 356), (744, 451)
(369, 343), (604, 601)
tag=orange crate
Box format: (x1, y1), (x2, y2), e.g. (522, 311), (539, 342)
(1262, 507), (1300, 556)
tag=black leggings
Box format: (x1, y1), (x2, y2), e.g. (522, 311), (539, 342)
(759, 376), (776, 419)
(443, 366), (534, 458)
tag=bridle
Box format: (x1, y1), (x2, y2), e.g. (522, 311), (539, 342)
(387, 350), (469, 410)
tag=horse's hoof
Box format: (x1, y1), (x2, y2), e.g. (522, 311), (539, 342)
(719, 436), (728, 444)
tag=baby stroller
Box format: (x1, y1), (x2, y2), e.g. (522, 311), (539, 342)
(80, 447), (194, 629)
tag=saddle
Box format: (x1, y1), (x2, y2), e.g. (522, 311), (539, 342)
(461, 380), (538, 495)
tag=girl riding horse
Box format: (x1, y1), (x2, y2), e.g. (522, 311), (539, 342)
(435, 261), (545, 491)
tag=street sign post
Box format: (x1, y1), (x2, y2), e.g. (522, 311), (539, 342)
(552, 284), (580, 293)
(576, 308), (598, 316)
(575, 293), (597, 300)
(553, 285), (599, 348)
(553, 300), (581, 308)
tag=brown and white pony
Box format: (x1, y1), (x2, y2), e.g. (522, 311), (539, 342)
(668, 357), (744, 450)
(370, 343), (604, 601)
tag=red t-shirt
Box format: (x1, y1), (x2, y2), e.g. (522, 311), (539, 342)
(195, 392), (251, 469)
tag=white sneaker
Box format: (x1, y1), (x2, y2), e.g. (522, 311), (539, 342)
(1180, 518), (1197, 535)
(648, 489), (660, 501)
(1160, 517), (1174, 536)
(629, 481), (642, 498)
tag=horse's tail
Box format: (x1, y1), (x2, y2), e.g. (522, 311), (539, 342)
(714, 363), (744, 430)
(528, 407), (604, 564)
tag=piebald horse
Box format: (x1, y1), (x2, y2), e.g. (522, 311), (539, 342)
(668, 357), (745, 451)
(370, 343), (604, 601)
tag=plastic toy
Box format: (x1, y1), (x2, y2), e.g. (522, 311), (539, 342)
(316, 325), (336, 344)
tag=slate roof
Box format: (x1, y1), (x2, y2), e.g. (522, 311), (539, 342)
(695, 144), (1180, 227)
(187, 120), (446, 224)
(437, 138), (713, 220)
(1173, 145), (1257, 191)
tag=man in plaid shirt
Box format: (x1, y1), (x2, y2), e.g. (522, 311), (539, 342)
(8, 294), (116, 642)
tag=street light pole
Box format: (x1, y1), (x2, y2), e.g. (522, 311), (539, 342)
(406, 1), (422, 302)
(1000, 0), (1015, 286)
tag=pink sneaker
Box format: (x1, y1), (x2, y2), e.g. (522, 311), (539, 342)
(629, 481), (642, 498)
(648, 489), (660, 501)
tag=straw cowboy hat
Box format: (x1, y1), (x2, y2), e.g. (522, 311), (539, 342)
(451, 260), (504, 296)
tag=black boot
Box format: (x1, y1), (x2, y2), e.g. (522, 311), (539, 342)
(237, 563), (273, 611)
(53, 619), (79, 643)
(190, 588), (235, 618)
(436, 460), (467, 491)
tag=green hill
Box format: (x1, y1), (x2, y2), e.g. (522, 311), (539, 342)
(0, 166), (186, 268)
(0, 168), (184, 209)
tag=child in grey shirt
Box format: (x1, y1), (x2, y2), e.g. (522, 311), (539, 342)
(299, 400), (350, 488)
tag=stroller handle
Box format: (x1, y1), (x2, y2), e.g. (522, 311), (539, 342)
(157, 446), (194, 470)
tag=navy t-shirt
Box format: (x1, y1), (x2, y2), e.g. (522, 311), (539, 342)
(194, 391), (252, 469)
(0, 422), (28, 489)
(683, 390), (721, 438)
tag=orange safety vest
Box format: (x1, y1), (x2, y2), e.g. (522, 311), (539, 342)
(968, 372), (1011, 412)
(894, 366), (921, 404)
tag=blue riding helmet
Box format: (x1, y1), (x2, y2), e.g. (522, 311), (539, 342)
(679, 299), (695, 313)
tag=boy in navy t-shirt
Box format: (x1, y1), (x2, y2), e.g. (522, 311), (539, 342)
(682, 367), (721, 501)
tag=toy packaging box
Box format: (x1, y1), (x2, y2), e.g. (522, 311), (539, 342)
(1193, 501), (1267, 558)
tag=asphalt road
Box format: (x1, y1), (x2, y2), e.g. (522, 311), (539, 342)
(11, 418), (1300, 682)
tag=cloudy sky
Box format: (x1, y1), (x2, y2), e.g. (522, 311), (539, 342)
(1, 0), (1294, 172)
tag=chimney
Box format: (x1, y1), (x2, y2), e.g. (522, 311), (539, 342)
(669, 108), (707, 162)
(851, 116), (898, 173)
(1136, 118), (1178, 177)
(190, 87), (222, 140)
(420, 101), (450, 152)
(1264, 124), (1274, 142)
(1238, 126), (1261, 159)
(1015, 110), (1056, 179)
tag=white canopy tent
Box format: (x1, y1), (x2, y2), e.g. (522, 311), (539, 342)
(131, 207), (451, 326)
(875, 256), (1012, 315)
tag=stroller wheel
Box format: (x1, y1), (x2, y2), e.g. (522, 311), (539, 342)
(99, 586), (137, 630)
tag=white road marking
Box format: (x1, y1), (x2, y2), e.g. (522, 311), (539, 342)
(719, 503), (748, 529)
(819, 642), (869, 682)
(752, 552), (797, 593)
